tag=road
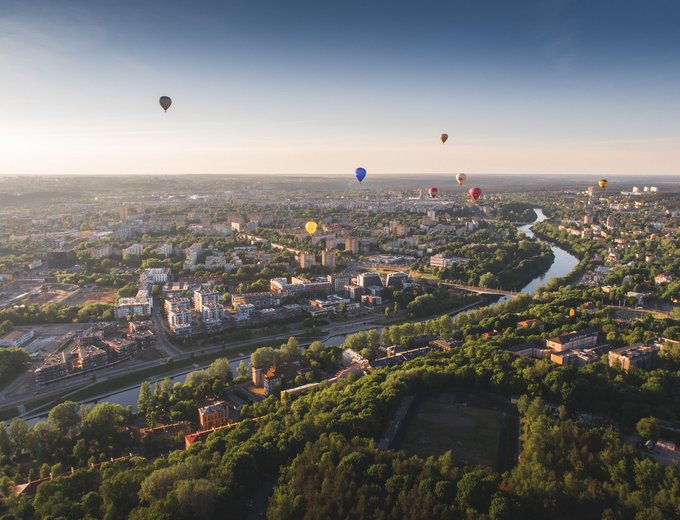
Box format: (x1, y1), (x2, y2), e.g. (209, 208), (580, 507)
(151, 299), (188, 358)
(0, 312), (385, 410)
(1, 298), (488, 414)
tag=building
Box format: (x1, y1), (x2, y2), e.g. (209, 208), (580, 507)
(198, 401), (230, 429)
(321, 250), (336, 268)
(0, 328), (35, 348)
(345, 237), (360, 254)
(231, 292), (281, 309)
(297, 252), (316, 268)
(357, 272), (383, 288)
(122, 244), (144, 256)
(114, 297), (153, 320)
(34, 352), (68, 384)
(608, 343), (660, 371)
(193, 288), (220, 310)
(546, 328), (599, 352)
(361, 294), (382, 305)
(270, 277), (333, 296)
(517, 319), (545, 331)
(165, 297), (192, 335)
(155, 244), (173, 257)
(385, 271), (409, 289)
(345, 284), (364, 300)
(234, 303), (256, 322)
(429, 254), (471, 268)
(46, 250), (76, 269)
(140, 267), (171, 285)
(327, 274), (350, 292)
(91, 244), (113, 259)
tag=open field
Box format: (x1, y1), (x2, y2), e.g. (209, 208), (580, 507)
(394, 392), (518, 471)
(63, 287), (117, 306)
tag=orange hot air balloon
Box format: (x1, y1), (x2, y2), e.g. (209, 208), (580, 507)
(468, 187), (482, 202)
(456, 173), (467, 186)
(159, 96), (172, 112)
(428, 187), (439, 198)
(598, 179), (608, 190)
(440, 133), (448, 144)
(305, 221), (318, 235)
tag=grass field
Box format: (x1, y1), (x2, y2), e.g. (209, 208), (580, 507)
(397, 394), (504, 469)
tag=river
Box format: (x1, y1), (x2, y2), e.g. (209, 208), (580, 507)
(25, 209), (577, 424)
(516, 208), (579, 294)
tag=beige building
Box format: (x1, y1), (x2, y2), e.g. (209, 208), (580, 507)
(608, 344), (659, 371)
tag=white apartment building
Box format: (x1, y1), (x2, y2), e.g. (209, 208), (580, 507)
(155, 244), (173, 257)
(122, 243), (144, 256)
(114, 297), (153, 319)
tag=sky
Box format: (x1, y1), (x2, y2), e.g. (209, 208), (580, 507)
(1, 0), (679, 176)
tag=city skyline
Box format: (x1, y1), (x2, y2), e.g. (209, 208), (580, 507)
(1, 0), (679, 176)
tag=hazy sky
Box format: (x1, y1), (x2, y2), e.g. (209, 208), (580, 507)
(1, 0), (679, 175)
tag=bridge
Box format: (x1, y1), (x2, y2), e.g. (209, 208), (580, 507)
(438, 282), (520, 297)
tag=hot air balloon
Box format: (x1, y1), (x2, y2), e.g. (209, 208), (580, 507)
(355, 167), (367, 182)
(440, 133), (448, 144)
(468, 187), (482, 202)
(456, 173), (467, 186)
(598, 179), (608, 190)
(159, 96), (172, 112)
(428, 187), (439, 198)
(305, 221), (318, 235)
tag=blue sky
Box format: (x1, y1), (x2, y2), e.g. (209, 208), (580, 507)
(1, 0), (679, 175)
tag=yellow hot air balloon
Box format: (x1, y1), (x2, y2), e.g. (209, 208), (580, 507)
(598, 179), (608, 190)
(305, 221), (318, 235)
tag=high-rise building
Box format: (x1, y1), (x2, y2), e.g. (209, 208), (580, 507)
(345, 237), (360, 254)
(321, 250), (335, 268)
(357, 272), (383, 288)
(298, 252), (316, 268)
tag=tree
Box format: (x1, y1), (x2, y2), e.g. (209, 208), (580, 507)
(282, 337), (300, 361)
(48, 401), (81, 437)
(237, 360), (249, 379)
(138, 380), (153, 422)
(637, 416), (661, 441)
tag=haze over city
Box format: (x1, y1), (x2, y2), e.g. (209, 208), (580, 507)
(1, 2), (680, 520)
(2, 0), (679, 175)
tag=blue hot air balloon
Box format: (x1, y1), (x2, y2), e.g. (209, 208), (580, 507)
(355, 167), (367, 182)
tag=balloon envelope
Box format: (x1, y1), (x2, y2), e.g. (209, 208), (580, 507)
(440, 133), (448, 144)
(355, 167), (367, 182)
(305, 221), (318, 235)
(456, 173), (467, 186)
(598, 179), (608, 189)
(428, 187), (439, 198)
(159, 96), (172, 112)
(468, 187), (482, 202)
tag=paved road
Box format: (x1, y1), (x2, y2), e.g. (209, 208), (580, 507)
(151, 299), (188, 358)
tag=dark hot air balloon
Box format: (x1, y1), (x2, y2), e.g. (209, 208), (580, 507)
(355, 167), (366, 182)
(440, 133), (448, 144)
(468, 187), (482, 202)
(428, 187), (439, 198)
(159, 96), (172, 112)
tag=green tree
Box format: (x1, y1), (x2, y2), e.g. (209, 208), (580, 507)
(637, 416), (661, 441)
(48, 401), (81, 437)
(237, 360), (249, 379)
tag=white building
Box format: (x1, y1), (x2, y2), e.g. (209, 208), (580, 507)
(429, 254), (471, 268)
(155, 244), (173, 257)
(0, 328), (35, 347)
(140, 267), (171, 285)
(114, 297), (153, 319)
(91, 244), (113, 259)
(122, 243), (144, 256)
(234, 303), (256, 322)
